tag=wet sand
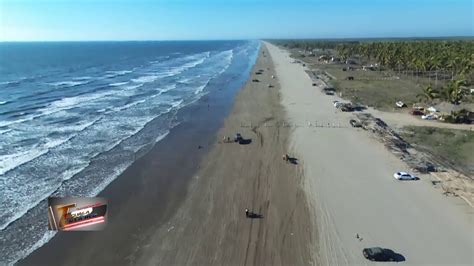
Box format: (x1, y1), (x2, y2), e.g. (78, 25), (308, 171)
(136, 45), (313, 265)
(20, 44), (313, 266)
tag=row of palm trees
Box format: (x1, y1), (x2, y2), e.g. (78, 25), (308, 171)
(333, 41), (473, 105)
(334, 41), (474, 79)
(275, 40), (473, 80)
(276, 40), (340, 51)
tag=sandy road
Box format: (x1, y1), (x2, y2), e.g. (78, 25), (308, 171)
(265, 42), (474, 265)
(369, 109), (473, 131)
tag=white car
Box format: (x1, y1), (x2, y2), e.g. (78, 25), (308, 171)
(421, 114), (437, 120)
(395, 101), (406, 108)
(393, 172), (418, 180)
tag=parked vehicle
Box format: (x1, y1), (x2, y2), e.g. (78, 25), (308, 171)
(333, 101), (344, 108)
(421, 114), (437, 120)
(323, 87), (336, 94)
(363, 247), (396, 262)
(410, 109), (424, 116)
(395, 101), (406, 108)
(341, 104), (354, 112)
(393, 171), (418, 180)
(349, 119), (362, 127)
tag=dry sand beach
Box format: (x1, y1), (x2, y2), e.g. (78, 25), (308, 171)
(265, 42), (473, 265)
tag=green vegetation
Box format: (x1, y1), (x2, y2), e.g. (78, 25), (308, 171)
(325, 65), (429, 110)
(272, 40), (341, 50)
(289, 52), (435, 111)
(334, 41), (473, 78)
(275, 39), (474, 80)
(275, 39), (474, 111)
(400, 126), (474, 174)
(418, 79), (470, 105)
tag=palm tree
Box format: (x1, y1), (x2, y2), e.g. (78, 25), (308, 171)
(430, 55), (444, 85)
(442, 79), (469, 104)
(417, 84), (439, 103)
(305, 39), (472, 83)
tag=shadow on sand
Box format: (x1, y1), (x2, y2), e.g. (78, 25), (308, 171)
(238, 139), (252, 145)
(287, 156), (298, 165)
(369, 248), (406, 262)
(245, 210), (264, 219)
(384, 249), (406, 262)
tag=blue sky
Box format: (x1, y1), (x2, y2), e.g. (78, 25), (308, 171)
(0, 0), (472, 41)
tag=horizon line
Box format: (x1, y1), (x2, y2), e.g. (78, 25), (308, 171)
(1, 35), (473, 43)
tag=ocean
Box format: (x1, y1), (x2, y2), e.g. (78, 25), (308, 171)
(0, 40), (260, 264)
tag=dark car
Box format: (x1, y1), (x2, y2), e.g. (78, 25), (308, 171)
(341, 104), (354, 112)
(363, 247), (397, 262)
(410, 109), (424, 116)
(323, 87), (336, 94)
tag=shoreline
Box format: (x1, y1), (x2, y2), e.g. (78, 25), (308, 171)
(19, 46), (257, 265)
(22, 42), (314, 266)
(135, 44), (313, 265)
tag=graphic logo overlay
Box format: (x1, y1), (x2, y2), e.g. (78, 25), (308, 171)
(48, 197), (107, 231)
